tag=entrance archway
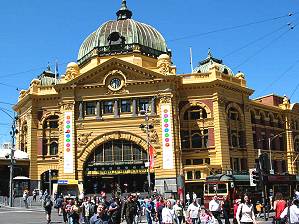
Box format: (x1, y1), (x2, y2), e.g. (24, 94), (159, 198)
(40, 169), (58, 194)
(83, 139), (154, 194)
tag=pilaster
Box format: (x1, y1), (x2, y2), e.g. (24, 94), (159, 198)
(212, 94), (231, 171)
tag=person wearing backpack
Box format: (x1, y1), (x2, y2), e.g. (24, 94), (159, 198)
(236, 194), (256, 224)
(280, 199), (299, 224)
(43, 195), (53, 224)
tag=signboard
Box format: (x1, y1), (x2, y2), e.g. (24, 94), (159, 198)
(249, 168), (256, 187)
(57, 179), (79, 185)
(64, 112), (74, 173)
(161, 104), (174, 169)
(87, 169), (148, 176)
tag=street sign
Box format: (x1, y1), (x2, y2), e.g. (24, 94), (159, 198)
(58, 180), (68, 184)
(249, 168), (256, 186)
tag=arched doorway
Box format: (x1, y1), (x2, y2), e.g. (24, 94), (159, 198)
(40, 169), (58, 194)
(83, 139), (154, 194)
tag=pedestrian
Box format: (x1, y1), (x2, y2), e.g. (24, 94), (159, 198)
(62, 197), (68, 224)
(223, 195), (231, 224)
(236, 194), (257, 224)
(55, 194), (63, 216)
(273, 192), (286, 224)
(186, 192), (190, 207)
(145, 197), (154, 224)
(280, 199), (299, 224)
(162, 199), (176, 224)
(123, 194), (138, 224)
(192, 192), (197, 202)
(82, 197), (95, 224)
(43, 195), (53, 224)
(109, 197), (122, 224)
(68, 199), (80, 224)
(90, 203), (110, 224)
(173, 199), (184, 224)
(32, 189), (37, 202)
(255, 201), (263, 218)
(23, 189), (29, 208)
(233, 199), (241, 224)
(187, 198), (200, 224)
(209, 195), (223, 224)
(156, 198), (165, 224)
(200, 208), (212, 224)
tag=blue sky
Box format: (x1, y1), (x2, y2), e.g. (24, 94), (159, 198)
(0, 0), (298, 144)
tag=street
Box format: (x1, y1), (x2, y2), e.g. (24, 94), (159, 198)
(0, 205), (274, 224)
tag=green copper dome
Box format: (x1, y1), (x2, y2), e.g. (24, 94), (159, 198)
(77, 1), (168, 64)
(193, 50), (234, 76)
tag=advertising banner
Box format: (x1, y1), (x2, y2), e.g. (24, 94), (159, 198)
(64, 111), (74, 173)
(161, 104), (174, 169)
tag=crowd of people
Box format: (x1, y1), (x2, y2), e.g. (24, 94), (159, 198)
(32, 189), (299, 224)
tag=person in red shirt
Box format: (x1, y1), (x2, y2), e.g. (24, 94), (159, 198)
(273, 192), (286, 223)
(233, 199), (241, 224)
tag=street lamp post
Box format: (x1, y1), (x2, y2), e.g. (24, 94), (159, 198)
(0, 108), (18, 207)
(140, 104), (152, 196)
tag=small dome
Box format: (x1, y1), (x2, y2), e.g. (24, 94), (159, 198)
(235, 71), (245, 79)
(67, 62), (79, 68)
(193, 50), (234, 76)
(158, 54), (170, 60)
(77, 1), (168, 64)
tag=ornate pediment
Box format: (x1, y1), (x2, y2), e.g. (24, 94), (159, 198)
(57, 58), (176, 89)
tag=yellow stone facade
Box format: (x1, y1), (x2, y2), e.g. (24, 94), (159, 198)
(13, 2), (299, 195)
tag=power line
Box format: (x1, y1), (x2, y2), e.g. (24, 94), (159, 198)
(0, 101), (14, 106)
(290, 82), (299, 99)
(168, 12), (296, 42)
(257, 59), (299, 96)
(223, 23), (287, 59)
(232, 24), (296, 70)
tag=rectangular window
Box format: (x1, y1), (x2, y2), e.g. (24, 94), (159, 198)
(85, 102), (96, 116)
(186, 171), (193, 180)
(181, 130), (190, 149)
(121, 100), (131, 113)
(195, 171), (201, 179)
(193, 159), (203, 165)
(113, 141), (122, 162)
(205, 158), (210, 165)
(262, 134), (267, 149)
(123, 141), (132, 161)
(185, 159), (192, 165)
(240, 158), (248, 171)
(279, 136), (284, 150)
(104, 142), (112, 162)
(233, 158), (240, 171)
(203, 129), (209, 148)
(103, 101), (113, 114)
(138, 98), (150, 112)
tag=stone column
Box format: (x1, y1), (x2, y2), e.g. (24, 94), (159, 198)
(132, 98), (137, 117)
(285, 115), (295, 174)
(150, 97), (156, 116)
(96, 101), (102, 120)
(78, 102), (83, 120)
(114, 99), (119, 118)
(243, 102), (255, 169)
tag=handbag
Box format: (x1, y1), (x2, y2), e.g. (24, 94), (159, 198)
(280, 206), (290, 224)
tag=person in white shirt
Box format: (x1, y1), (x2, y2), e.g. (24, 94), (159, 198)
(186, 192), (190, 206)
(192, 192), (197, 201)
(280, 199), (299, 224)
(187, 199), (200, 224)
(162, 199), (176, 224)
(209, 195), (222, 224)
(236, 194), (256, 224)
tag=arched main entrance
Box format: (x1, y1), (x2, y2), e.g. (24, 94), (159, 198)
(83, 139), (154, 194)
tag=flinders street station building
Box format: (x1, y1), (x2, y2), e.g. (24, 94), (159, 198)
(11, 1), (299, 197)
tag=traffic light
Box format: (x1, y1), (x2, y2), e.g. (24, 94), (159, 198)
(252, 170), (260, 184)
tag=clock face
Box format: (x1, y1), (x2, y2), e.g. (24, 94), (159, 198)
(110, 78), (121, 89)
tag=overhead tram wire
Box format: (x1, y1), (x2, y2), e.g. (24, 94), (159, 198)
(0, 61), (69, 79)
(232, 23), (296, 70)
(257, 59), (299, 96)
(290, 80), (299, 99)
(222, 23), (288, 59)
(168, 12), (296, 42)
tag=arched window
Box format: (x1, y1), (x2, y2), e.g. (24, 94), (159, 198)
(277, 117), (283, 129)
(42, 115), (59, 156)
(87, 140), (147, 164)
(250, 111), (256, 124)
(50, 141), (58, 155)
(228, 108), (240, 121)
(20, 122), (28, 152)
(231, 133), (238, 148)
(260, 113), (265, 125)
(269, 114), (274, 127)
(183, 106), (207, 120)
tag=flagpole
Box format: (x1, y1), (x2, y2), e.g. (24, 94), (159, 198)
(189, 47), (193, 73)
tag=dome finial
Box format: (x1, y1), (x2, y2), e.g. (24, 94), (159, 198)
(116, 0), (132, 20)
